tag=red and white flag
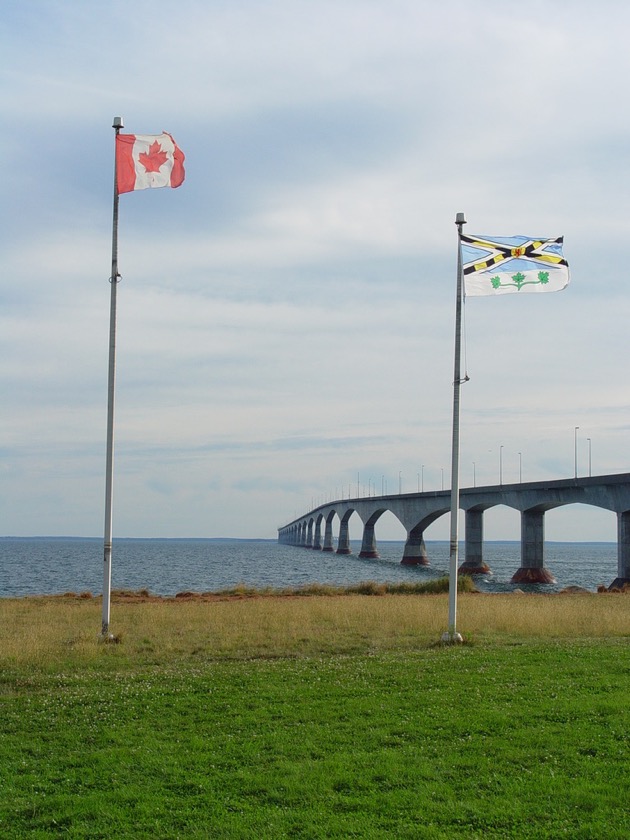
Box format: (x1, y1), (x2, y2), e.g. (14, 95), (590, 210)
(116, 132), (185, 194)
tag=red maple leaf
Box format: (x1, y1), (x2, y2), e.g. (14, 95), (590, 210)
(139, 140), (168, 173)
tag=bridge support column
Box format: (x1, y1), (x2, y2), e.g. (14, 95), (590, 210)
(511, 509), (555, 584)
(322, 517), (334, 552)
(312, 519), (322, 550)
(609, 510), (630, 589)
(336, 517), (351, 554)
(359, 522), (379, 558)
(459, 509), (491, 575)
(401, 530), (429, 566)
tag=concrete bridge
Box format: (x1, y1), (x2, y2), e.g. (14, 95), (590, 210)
(278, 473), (630, 589)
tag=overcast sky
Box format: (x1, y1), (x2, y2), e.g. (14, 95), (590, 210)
(2, 0), (629, 542)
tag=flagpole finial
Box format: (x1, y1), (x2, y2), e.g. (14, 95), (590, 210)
(455, 211), (466, 226)
(112, 116), (124, 129)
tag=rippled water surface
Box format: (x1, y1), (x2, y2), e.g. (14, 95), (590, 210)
(0, 538), (618, 597)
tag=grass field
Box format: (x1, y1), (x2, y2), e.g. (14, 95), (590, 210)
(1, 589), (629, 838)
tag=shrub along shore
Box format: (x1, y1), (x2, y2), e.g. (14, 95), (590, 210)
(1, 585), (628, 838)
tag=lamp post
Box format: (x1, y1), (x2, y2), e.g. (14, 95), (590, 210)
(574, 426), (579, 478)
(587, 438), (592, 477)
(518, 451), (522, 483)
(500, 445), (504, 486)
(472, 461), (476, 487)
(441, 468), (444, 491)
(421, 464), (424, 492)
(399, 471), (402, 494)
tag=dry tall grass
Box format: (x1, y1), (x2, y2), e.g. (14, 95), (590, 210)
(0, 591), (628, 670)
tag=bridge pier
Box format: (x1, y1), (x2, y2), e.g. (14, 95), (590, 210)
(459, 509), (491, 575)
(358, 522), (379, 558)
(336, 515), (352, 554)
(609, 510), (630, 589)
(511, 509), (556, 584)
(312, 518), (322, 550)
(322, 516), (334, 552)
(401, 529), (429, 566)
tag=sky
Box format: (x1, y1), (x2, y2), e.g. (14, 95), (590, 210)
(2, 0), (630, 543)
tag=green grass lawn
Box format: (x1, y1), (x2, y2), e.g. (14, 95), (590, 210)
(1, 636), (629, 838)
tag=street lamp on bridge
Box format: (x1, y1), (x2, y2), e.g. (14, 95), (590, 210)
(574, 426), (579, 478)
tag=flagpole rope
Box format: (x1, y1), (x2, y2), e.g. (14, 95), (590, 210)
(462, 294), (469, 382)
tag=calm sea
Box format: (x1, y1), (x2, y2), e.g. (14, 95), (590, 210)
(0, 538), (619, 598)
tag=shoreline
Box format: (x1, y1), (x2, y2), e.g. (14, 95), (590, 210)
(3, 580), (627, 603)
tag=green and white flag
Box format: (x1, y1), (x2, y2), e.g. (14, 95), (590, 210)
(461, 234), (569, 296)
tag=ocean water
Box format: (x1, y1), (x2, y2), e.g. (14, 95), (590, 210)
(0, 537), (619, 598)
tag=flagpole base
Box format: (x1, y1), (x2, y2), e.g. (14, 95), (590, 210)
(441, 631), (464, 644)
(510, 567), (556, 584)
(98, 632), (117, 644)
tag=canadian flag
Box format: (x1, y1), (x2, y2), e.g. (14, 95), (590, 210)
(116, 132), (185, 194)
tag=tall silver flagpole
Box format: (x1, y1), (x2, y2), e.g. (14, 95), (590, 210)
(442, 211), (466, 644)
(101, 116), (123, 638)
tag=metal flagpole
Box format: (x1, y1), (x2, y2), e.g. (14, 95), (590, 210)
(442, 211), (467, 644)
(101, 116), (123, 638)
